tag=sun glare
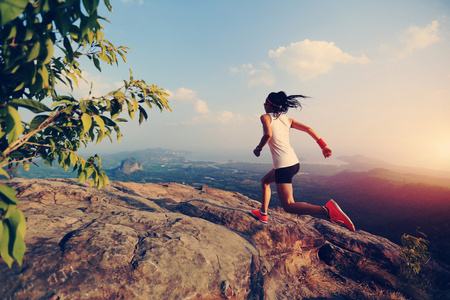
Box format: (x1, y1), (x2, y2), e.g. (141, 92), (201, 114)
(436, 140), (450, 170)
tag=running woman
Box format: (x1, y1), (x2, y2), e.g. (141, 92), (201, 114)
(252, 91), (355, 231)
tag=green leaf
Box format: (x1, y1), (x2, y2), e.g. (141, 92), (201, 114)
(83, 0), (99, 15)
(49, 139), (56, 152)
(0, 168), (10, 179)
(69, 153), (77, 167)
(108, 90), (125, 97)
(0, 200), (9, 214)
(126, 100), (135, 120)
(9, 209), (26, 266)
(6, 25), (17, 40)
(138, 106), (148, 125)
(13, 81), (25, 92)
(67, 72), (79, 88)
(0, 221), (14, 268)
(48, 125), (64, 133)
(41, 0), (50, 12)
(63, 36), (73, 61)
(103, 0), (113, 12)
(0, 221), (3, 244)
(37, 66), (49, 90)
(6, 105), (24, 145)
(114, 118), (128, 123)
(27, 41), (40, 62)
(42, 38), (54, 64)
(94, 115), (105, 133)
(29, 115), (49, 131)
(96, 130), (104, 144)
(101, 116), (115, 126)
(4, 204), (17, 219)
(51, 99), (75, 109)
(86, 166), (95, 179)
(9, 98), (51, 113)
(101, 171), (109, 187)
(81, 113), (92, 134)
(0, 0), (28, 26)
(97, 52), (111, 64)
(0, 184), (19, 205)
(93, 56), (101, 72)
(78, 170), (86, 183)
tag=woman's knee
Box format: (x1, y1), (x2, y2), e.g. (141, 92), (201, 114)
(261, 177), (273, 186)
(282, 203), (295, 214)
(261, 170), (275, 186)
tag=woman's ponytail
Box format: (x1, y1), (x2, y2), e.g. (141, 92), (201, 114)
(267, 91), (308, 114)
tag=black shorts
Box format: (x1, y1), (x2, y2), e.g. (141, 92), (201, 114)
(275, 163), (300, 184)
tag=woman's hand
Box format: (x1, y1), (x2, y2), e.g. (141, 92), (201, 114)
(254, 148), (261, 157)
(322, 146), (332, 158)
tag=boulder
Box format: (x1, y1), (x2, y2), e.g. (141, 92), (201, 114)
(0, 178), (448, 299)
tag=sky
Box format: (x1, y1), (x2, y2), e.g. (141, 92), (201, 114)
(72, 0), (450, 172)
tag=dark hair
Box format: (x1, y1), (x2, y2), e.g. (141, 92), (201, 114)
(266, 91), (308, 114)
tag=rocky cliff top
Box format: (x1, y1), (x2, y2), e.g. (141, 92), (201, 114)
(1, 178), (448, 299)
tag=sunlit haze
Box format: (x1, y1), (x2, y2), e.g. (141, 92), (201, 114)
(71, 1), (450, 172)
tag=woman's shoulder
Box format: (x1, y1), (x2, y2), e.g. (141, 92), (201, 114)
(260, 113), (271, 120)
(277, 114), (291, 121)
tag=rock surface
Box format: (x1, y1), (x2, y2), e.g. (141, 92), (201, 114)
(112, 157), (144, 175)
(1, 178), (448, 300)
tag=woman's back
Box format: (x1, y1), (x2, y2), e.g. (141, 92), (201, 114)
(267, 114), (299, 169)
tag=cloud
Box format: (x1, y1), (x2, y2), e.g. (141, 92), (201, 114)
(167, 87), (198, 102)
(167, 88), (246, 126)
(380, 20), (440, 60)
(230, 63), (253, 73)
(180, 116), (201, 125)
(216, 111), (245, 124)
(231, 63), (275, 87)
(195, 100), (210, 114)
(268, 39), (369, 81)
(402, 20), (440, 53)
(168, 88), (210, 114)
(176, 111), (245, 126)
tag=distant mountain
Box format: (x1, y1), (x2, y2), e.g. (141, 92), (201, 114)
(328, 167), (450, 189)
(337, 155), (392, 170)
(108, 157), (144, 176)
(100, 148), (191, 169)
(337, 155), (450, 178)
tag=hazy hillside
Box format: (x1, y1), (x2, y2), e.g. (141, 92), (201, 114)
(100, 148), (191, 168)
(337, 155), (450, 179)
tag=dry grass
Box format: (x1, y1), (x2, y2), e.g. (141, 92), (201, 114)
(356, 258), (398, 288)
(356, 283), (409, 300)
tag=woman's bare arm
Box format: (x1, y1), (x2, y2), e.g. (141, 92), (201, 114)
(254, 114), (272, 157)
(290, 118), (333, 158)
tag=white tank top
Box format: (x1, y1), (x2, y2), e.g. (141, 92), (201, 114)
(268, 114), (299, 169)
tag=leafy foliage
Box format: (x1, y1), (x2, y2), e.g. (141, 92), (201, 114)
(0, 0), (171, 267)
(400, 229), (430, 284)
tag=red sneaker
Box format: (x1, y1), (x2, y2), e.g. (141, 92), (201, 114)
(251, 210), (268, 224)
(325, 200), (355, 231)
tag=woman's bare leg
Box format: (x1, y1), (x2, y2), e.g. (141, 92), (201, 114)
(260, 169), (275, 214)
(276, 183), (327, 216)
